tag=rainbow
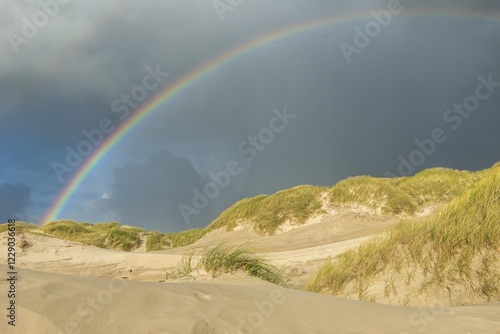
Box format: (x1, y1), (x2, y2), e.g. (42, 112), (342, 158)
(40, 9), (500, 226)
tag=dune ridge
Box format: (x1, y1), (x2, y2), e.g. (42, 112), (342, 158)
(1, 163), (500, 333)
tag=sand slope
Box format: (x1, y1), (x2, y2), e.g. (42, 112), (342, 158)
(0, 212), (393, 287)
(1, 208), (500, 333)
(1, 265), (500, 334)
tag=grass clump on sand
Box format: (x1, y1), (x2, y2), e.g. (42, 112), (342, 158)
(328, 168), (478, 215)
(146, 232), (171, 251)
(394, 167), (480, 205)
(42, 221), (144, 252)
(307, 163), (500, 305)
(329, 176), (416, 215)
(170, 243), (289, 287)
(0, 221), (38, 233)
(168, 228), (205, 248)
(145, 228), (205, 251)
(206, 185), (326, 235)
(0, 219), (204, 252)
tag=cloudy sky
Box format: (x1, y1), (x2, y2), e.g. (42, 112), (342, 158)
(1, 0), (499, 232)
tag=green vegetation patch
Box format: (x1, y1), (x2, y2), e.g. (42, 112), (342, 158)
(0, 222), (38, 233)
(168, 228), (205, 248)
(307, 163), (500, 304)
(328, 167), (479, 215)
(146, 231), (171, 251)
(207, 185), (326, 235)
(1, 165), (492, 254)
(170, 243), (289, 286)
(394, 167), (479, 205)
(329, 176), (416, 215)
(42, 220), (144, 251)
(146, 228), (205, 251)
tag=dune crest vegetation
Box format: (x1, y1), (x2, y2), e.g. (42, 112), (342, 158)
(307, 163), (500, 306)
(167, 243), (289, 286)
(1, 164), (492, 254)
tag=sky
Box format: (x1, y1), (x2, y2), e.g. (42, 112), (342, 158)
(0, 0), (499, 233)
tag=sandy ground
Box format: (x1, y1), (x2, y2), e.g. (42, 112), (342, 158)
(1, 265), (500, 334)
(1, 208), (499, 333)
(0, 208), (397, 285)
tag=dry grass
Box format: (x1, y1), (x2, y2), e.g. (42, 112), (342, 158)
(0, 220), (205, 252)
(0, 165), (491, 254)
(41, 221), (145, 251)
(394, 167), (480, 205)
(0, 221), (38, 233)
(306, 163), (500, 305)
(145, 229), (205, 251)
(169, 243), (289, 286)
(206, 185), (326, 235)
(329, 176), (416, 215)
(0, 221), (147, 252)
(328, 167), (478, 215)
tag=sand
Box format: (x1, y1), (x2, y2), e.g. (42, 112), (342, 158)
(1, 265), (500, 333)
(1, 209), (499, 333)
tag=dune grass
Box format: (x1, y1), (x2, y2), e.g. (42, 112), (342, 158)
(207, 185), (326, 235)
(0, 219), (201, 252)
(41, 221), (144, 251)
(145, 232), (171, 251)
(200, 243), (288, 285)
(206, 195), (268, 232)
(127, 185), (325, 249)
(170, 243), (289, 286)
(168, 228), (206, 248)
(0, 219), (203, 252)
(306, 164), (500, 305)
(0, 166), (491, 253)
(145, 228), (205, 251)
(394, 167), (480, 205)
(328, 168), (478, 216)
(329, 176), (417, 215)
(0, 221), (38, 233)
(188, 167), (480, 242)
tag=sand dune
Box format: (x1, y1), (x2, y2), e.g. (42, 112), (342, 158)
(1, 208), (500, 333)
(2, 265), (500, 334)
(0, 212), (390, 284)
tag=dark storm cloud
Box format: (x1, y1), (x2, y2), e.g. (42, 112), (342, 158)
(99, 150), (240, 232)
(1, 0), (499, 231)
(0, 0), (317, 175)
(0, 183), (31, 220)
(126, 17), (500, 183)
